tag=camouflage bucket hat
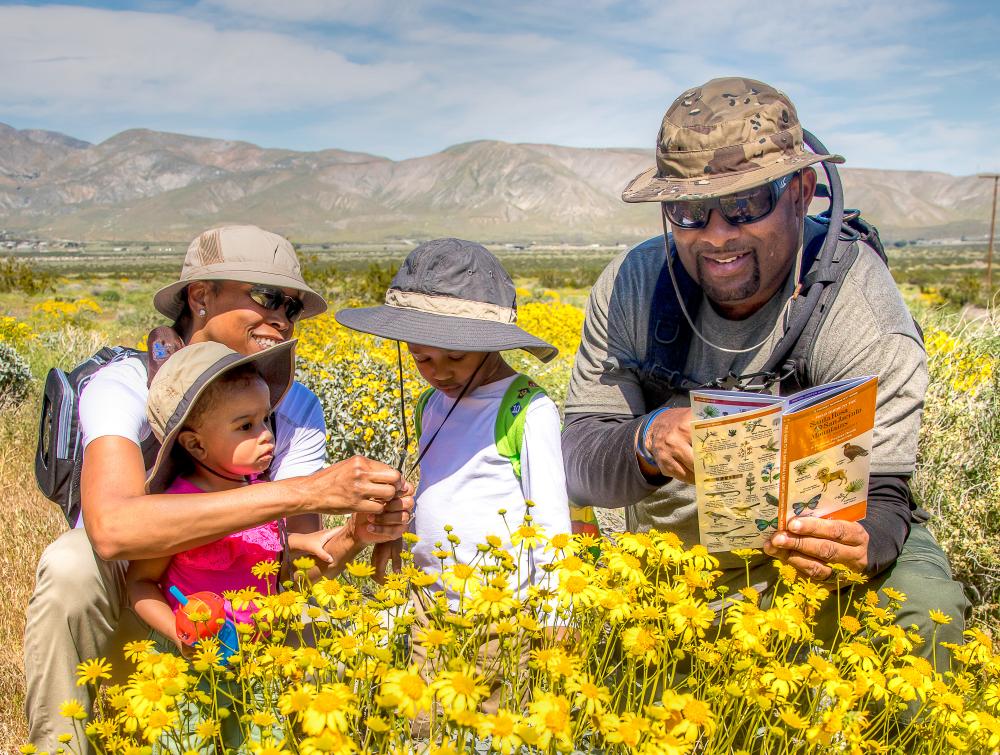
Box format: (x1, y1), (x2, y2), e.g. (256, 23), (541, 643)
(622, 77), (844, 203)
(154, 225), (327, 321)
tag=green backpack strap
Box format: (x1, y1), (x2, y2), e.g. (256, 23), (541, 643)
(494, 374), (603, 557)
(413, 387), (435, 440)
(494, 374), (546, 481)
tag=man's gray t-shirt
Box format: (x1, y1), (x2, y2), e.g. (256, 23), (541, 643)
(564, 235), (926, 570)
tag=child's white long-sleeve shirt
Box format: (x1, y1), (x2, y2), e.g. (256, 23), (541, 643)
(411, 374), (571, 608)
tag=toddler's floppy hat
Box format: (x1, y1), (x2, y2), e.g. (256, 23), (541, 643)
(336, 238), (557, 362)
(144, 339), (296, 494)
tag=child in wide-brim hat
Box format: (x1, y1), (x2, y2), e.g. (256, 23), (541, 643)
(126, 340), (341, 656)
(336, 237), (572, 716)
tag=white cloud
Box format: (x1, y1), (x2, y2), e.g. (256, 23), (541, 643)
(0, 0), (996, 174)
(198, 0), (400, 25)
(0, 4), (418, 121)
(831, 118), (1000, 175)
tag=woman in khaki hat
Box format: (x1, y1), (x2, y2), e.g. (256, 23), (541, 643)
(24, 225), (414, 751)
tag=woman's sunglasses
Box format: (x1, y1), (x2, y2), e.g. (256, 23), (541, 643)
(663, 172), (797, 230)
(248, 285), (305, 321)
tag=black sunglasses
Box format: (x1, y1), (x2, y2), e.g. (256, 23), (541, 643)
(248, 285), (305, 321)
(663, 173), (797, 230)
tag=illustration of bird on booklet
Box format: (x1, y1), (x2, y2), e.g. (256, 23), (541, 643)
(690, 375), (877, 553)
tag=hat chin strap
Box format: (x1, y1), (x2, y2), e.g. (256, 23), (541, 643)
(400, 352), (490, 481)
(192, 457), (251, 484)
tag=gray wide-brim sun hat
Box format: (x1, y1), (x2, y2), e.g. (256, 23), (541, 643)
(335, 238), (558, 363)
(144, 339), (296, 495)
(154, 225), (327, 321)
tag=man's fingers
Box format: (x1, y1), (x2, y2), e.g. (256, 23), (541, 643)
(770, 532), (842, 563)
(782, 553), (833, 582)
(662, 455), (695, 484)
(643, 407), (696, 483)
(786, 516), (867, 546)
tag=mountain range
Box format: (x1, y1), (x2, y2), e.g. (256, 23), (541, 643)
(0, 122), (993, 244)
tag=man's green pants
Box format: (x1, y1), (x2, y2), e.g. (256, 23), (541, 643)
(750, 525), (969, 669)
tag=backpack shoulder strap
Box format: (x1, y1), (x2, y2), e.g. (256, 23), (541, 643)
(639, 235), (703, 406)
(494, 374), (546, 481)
(772, 212), (887, 393)
(413, 387), (435, 440)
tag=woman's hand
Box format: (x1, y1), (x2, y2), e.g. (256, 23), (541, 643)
(297, 456), (411, 515)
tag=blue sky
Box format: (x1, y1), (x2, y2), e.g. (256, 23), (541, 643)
(1, 0), (997, 175)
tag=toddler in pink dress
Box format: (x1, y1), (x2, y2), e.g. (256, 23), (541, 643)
(125, 340), (336, 652)
(158, 477), (282, 627)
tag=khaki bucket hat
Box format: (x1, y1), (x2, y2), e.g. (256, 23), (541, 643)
(622, 77), (844, 203)
(154, 225), (327, 321)
(144, 339), (296, 494)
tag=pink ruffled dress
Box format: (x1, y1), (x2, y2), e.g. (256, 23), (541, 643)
(160, 478), (283, 626)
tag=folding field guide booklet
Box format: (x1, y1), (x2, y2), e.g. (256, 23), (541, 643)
(690, 375), (877, 553)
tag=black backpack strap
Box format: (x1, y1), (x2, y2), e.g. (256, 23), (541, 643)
(637, 235), (702, 408)
(769, 212), (887, 393)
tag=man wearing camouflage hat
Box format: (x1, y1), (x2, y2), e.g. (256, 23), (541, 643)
(562, 77), (966, 655)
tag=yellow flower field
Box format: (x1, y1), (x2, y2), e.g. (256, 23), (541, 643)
(1, 293), (997, 753)
(51, 525), (1000, 754)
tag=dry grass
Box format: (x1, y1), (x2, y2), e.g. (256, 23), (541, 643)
(0, 399), (66, 750)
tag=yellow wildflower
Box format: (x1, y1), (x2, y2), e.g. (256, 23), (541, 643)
(300, 683), (357, 735)
(433, 664), (489, 713)
(59, 700), (87, 719)
(76, 657), (113, 687)
(377, 666), (431, 718)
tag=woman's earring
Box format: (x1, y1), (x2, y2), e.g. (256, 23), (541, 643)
(198, 308), (206, 317)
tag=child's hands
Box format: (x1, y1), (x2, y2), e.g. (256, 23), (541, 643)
(287, 528), (340, 565)
(174, 637), (196, 659)
(351, 494), (413, 545)
(372, 539), (403, 584)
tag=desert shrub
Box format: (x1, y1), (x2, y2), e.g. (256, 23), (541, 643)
(0, 315), (36, 350)
(295, 312), (421, 467)
(913, 307), (1000, 626)
(939, 274), (985, 309)
(536, 263), (604, 289)
(0, 256), (53, 295)
(31, 297), (103, 330)
(308, 262), (398, 305)
(0, 342), (32, 409)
